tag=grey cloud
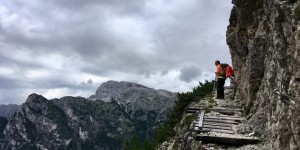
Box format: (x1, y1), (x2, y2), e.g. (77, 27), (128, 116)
(2, 0), (227, 74)
(0, 0), (233, 103)
(0, 89), (26, 104)
(48, 0), (146, 15)
(80, 79), (93, 86)
(0, 76), (71, 90)
(160, 70), (169, 76)
(0, 77), (23, 89)
(180, 66), (201, 83)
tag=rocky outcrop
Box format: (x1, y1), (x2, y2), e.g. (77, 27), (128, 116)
(227, 0), (300, 149)
(0, 104), (20, 118)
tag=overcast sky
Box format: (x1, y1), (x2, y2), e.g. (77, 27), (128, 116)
(0, 0), (233, 104)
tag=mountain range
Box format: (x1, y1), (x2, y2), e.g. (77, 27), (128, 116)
(0, 81), (177, 149)
(0, 104), (20, 118)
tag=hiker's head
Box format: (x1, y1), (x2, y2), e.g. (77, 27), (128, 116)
(215, 60), (220, 66)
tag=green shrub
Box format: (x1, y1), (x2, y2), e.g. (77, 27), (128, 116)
(184, 114), (197, 126)
(154, 80), (214, 144)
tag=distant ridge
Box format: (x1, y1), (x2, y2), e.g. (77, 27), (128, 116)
(0, 104), (20, 118)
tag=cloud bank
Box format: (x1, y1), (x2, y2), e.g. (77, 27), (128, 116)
(0, 0), (232, 104)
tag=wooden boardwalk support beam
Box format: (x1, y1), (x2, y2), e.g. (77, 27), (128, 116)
(196, 134), (260, 145)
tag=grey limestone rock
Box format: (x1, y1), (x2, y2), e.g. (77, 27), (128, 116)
(227, 0), (300, 149)
(89, 80), (177, 121)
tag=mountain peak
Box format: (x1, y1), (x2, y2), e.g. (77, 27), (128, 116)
(25, 93), (48, 103)
(89, 80), (153, 102)
(89, 80), (176, 113)
(102, 80), (150, 89)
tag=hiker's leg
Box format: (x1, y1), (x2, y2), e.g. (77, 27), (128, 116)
(220, 78), (226, 99)
(217, 78), (222, 99)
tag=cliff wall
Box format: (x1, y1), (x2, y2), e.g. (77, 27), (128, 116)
(227, 0), (300, 149)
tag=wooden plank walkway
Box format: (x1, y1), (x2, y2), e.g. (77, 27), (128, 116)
(194, 111), (239, 132)
(192, 106), (260, 145)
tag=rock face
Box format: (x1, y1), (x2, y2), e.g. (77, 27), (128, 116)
(0, 81), (177, 149)
(0, 104), (20, 118)
(227, 0), (300, 149)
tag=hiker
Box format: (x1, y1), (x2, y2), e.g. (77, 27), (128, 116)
(214, 60), (227, 99)
(214, 60), (235, 99)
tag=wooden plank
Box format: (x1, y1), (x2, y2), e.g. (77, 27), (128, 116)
(206, 115), (243, 119)
(186, 108), (239, 115)
(193, 111), (205, 132)
(196, 111), (205, 130)
(204, 118), (239, 125)
(205, 116), (244, 122)
(212, 108), (241, 112)
(186, 107), (241, 112)
(196, 134), (260, 145)
(203, 122), (233, 127)
(199, 128), (234, 134)
(202, 124), (232, 130)
(216, 114), (241, 118)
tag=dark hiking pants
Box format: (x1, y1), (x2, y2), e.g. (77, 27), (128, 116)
(217, 78), (226, 99)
